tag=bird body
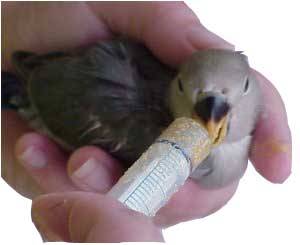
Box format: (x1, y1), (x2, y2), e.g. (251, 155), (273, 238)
(9, 39), (262, 188)
(12, 40), (175, 165)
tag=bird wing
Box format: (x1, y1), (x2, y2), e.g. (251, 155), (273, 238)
(20, 39), (174, 165)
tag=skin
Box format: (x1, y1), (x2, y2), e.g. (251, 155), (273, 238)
(1, 2), (292, 242)
(31, 192), (164, 242)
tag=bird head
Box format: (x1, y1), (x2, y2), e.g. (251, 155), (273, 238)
(168, 49), (261, 146)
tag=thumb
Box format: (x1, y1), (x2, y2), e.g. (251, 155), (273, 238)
(31, 192), (164, 242)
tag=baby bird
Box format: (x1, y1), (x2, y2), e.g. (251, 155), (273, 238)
(8, 39), (261, 189)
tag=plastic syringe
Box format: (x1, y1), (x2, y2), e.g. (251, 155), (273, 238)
(107, 117), (213, 216)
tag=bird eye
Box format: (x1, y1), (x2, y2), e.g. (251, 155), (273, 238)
(178, 78), (184, 93)
(243, 78), (250, 94)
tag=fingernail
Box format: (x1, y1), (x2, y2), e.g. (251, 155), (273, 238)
(19, 146), (47, 168)
(32, 195), (70, 241)
(71, 158), (113, 192)
(187, 26), (235, 50)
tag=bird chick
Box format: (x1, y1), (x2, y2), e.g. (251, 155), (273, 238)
(9, 39), (261, 189)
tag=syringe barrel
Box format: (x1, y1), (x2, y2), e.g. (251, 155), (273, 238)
(107, 117), (212, 216)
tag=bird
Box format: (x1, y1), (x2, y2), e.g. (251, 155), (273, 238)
(6, 38), (262, 189)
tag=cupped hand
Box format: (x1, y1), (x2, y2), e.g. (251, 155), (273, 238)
(2, 2), (291, 229)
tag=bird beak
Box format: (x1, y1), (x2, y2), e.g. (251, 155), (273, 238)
(192, 94), (230, 145)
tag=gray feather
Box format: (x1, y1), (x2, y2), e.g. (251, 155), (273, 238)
(13, 39), (175, 165)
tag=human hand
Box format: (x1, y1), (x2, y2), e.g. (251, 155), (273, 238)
(31, 191), (164, 242)
(2, 2), (292, 228)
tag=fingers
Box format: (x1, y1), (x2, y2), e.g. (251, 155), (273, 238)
(67, 146), (124, 192)
(89, 2), (234, 66)
(2, 2), (112, 71)
(15, 132), (77, 195)
(13, 132), (125, 197)
(31, 191), (164, 242)
(4, 110), (123, 197)
(1, 110), (42, 198)
(155, 179), (239, 227)
(250, 70), (292, 183)
(3, 2), (232, 70)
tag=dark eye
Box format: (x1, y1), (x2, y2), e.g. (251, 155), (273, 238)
(178, 78), (184, 93)
(243, 78), (250, 94)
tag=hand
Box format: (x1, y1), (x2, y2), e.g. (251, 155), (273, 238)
(31, 191), (164, 242)
(2, 2), (292, 230)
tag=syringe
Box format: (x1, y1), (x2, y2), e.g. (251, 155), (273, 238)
(107, 117), (213, 216)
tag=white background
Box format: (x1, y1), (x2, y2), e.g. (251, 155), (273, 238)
(1, 1), (299, 244)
